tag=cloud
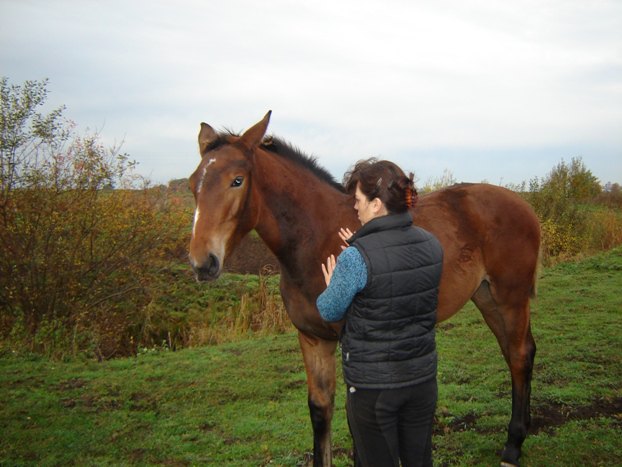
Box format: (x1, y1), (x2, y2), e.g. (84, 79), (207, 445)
(1, 0), (620, 185)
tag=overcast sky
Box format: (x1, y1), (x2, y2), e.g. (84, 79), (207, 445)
(2, 0), (621, 187)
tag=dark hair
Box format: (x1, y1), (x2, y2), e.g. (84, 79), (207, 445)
(343, 158), (417, 214)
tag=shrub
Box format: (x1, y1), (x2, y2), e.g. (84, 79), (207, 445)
(524, 157), (605, 263)
(0, 77), (187, 359)
(583, 208), (622, 252)
(596, 182), (622, 209)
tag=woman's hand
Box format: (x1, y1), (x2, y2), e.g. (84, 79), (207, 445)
(339, 228), (354, 250)
(321, 254), (336, 286)
(321, 228), (353, 286)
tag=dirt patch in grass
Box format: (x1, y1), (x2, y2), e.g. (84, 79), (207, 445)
(127, 448), (148, 463)
(57, 378), (87, 391)
(434, 412), (486, 435)
(6, 376), (45, 388)
(128, 391), (158, 411)
(432, 396), (621, 437)
(199, 421), (216, 432)
(60, 392), (123, 412)
(531, 396), (622, 434)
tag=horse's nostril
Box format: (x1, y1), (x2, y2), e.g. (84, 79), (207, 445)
(207, 253), (219, 276)
(193, 253), (221, 281)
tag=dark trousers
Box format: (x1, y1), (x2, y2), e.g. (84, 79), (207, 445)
(346, 378), (437, 467)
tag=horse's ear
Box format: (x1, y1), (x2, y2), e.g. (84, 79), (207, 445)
(239, 111), (272, 151)
(198, 123), (218, 156)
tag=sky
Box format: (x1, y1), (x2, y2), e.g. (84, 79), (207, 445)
(1, 0), (621, 187)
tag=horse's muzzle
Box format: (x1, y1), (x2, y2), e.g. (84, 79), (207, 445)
(192, 253), (221, 281)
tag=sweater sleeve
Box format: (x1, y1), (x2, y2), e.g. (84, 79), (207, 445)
(316, 246), (367, 322)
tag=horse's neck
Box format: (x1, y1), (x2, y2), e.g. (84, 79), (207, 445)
(252, 155), (354, 275)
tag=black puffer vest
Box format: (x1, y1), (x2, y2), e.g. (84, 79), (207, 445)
(342, 212), (443, 389)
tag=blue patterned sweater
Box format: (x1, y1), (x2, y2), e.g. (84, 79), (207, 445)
(316, 246), (368, 322)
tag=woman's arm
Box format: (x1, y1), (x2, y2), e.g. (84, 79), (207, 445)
(316, 246), (367, 322)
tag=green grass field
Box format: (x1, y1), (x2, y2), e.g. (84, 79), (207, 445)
(1, 248), (621, 466)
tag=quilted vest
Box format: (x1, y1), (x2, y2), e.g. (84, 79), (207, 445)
(342, 212), (443, 389)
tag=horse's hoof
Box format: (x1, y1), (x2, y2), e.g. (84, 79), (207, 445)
(500, 444), (521, 467)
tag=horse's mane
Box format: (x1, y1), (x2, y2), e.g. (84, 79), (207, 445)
(261, 136), (345, 192)
(214, 129), (345, 193)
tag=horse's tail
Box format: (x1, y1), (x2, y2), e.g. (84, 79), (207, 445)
(530, 239), (543, 300)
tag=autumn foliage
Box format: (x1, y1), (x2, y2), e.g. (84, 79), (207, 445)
(0, 78), (187, 359)
(519, 158), (622, 262)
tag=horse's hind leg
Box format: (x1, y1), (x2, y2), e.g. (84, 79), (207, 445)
(472, 280), (536, 467)
(298, 332), (338, 467)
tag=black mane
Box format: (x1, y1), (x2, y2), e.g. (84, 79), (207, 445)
(212, 130), (345, 192)
(261, 136), (345, 192)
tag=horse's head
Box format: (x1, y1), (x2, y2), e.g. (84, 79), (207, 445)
(188, 111), (271, 281)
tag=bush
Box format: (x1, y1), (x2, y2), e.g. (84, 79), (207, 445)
(523, 157), (608, 263)
(0, 77), (187, 359)
(596, 182), (622, 209)
(583, 207), (622, 252)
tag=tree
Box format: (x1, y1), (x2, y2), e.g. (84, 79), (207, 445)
(566, 157), (601, 200)
(0, 78), (186, 358)
(525, 157), (605, 260)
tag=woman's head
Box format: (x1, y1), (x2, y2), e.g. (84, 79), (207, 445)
(343, 158), (417, 224)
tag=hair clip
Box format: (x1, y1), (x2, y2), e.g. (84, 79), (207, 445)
(405, 187), (415, 208)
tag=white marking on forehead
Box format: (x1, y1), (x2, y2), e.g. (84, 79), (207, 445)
(196, 157), (217, 195)
(192, 206), (201, 238)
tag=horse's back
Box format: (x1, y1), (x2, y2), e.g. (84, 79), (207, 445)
(413, 183), (540, 321)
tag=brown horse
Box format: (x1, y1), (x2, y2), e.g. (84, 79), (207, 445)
(188, 112), (540, 467)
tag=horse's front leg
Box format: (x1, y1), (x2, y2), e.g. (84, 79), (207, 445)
(298, 331), (338, 467)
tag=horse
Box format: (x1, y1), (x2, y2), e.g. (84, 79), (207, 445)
(188, 112), (540, 467)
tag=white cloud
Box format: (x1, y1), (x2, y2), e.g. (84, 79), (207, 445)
(1, 0), (620, 185)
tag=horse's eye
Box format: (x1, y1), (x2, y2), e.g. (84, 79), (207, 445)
(231, 176), (244, 188)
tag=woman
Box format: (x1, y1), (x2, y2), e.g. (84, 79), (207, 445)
(317, 158), (443, 467)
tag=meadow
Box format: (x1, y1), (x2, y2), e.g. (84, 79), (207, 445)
(1, 247), (620, 466)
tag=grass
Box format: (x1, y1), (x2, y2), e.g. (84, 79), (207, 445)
(433, 248), (622, 466)
(1, 248), (621, 466)
(0, 336), (318, 466)
(140, 265), (292, 350)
